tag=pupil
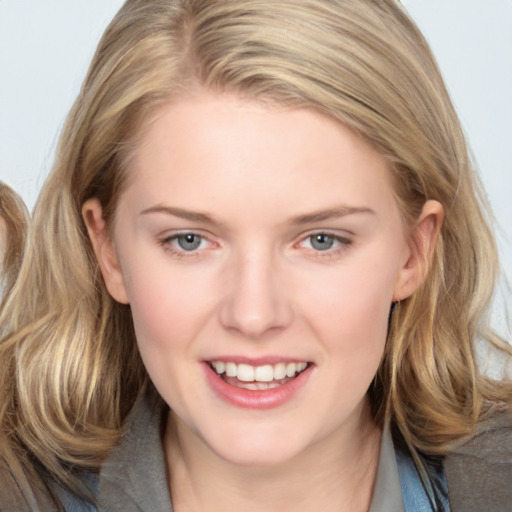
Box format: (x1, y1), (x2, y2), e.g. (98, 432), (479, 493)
(311, 234), (334, 251)
(178, 234), (201, 251)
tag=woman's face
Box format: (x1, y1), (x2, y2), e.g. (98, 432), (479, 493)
(86, 92), (439, 467)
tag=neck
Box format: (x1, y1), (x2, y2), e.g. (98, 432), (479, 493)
(164, 403), (382, 512)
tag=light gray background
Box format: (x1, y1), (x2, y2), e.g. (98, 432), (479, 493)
(1, 1), (511, 289)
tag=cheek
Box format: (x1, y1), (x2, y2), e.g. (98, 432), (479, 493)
(122, 255), (217, 356)
(123, 264), (214, 405)
(297, 253), (399, 374)
(303, 259), (397, 333)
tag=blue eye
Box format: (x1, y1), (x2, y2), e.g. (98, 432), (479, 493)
(174, 234), (203, 251)
(309, 234), (337, 251)
(158, 231), (216, 258)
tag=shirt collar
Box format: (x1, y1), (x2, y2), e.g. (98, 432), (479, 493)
(99, 393), (405, 512)
(369, 427), (406, 512)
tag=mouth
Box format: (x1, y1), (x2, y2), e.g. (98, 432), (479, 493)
(208, 360), (310, 390)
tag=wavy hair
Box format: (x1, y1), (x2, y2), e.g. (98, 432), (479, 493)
(1, 0), (510, 499)
(0, 183), (29, 299)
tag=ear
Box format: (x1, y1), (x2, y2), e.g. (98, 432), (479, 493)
(82, 198), (130, 304)
(392, 200), (444, 302)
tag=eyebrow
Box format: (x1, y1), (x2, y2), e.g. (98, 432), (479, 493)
(290, 206), (375, 224)
(139, 205), (218, 224)
(140, 204), (375, 225)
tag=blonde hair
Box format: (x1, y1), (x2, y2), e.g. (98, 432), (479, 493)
(1, 0), (510, 498)
(0, 183), (29, 299)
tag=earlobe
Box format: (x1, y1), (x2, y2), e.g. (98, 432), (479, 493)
(392, 200), (444, 302)
(82, 198), (130, 304)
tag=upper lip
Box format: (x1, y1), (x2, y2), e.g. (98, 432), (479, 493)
(204, 356), (311, 365)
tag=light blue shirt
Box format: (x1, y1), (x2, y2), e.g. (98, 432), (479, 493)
(53, 393), (449, 511)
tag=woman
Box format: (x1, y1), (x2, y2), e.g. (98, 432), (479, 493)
(1, 1), (511, 510)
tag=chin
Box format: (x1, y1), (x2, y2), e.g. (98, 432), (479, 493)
(215, 442), (304, 468)
(201, 422), (314, 468)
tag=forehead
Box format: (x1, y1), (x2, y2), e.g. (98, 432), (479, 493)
(120, 92), (400, 227)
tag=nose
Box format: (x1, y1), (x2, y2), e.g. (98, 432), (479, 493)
(219, 249), (293, 339)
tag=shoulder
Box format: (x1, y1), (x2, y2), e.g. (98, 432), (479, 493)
(0, 457), (58, 512)
(0, 455), (98, 512)
(0, 458), (33, 511)
(445, 411), (512, 512)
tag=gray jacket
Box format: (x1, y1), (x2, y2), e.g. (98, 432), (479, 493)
(1, 397), (511, 511)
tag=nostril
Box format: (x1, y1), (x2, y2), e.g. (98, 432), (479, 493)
(217, 261), (293, 337)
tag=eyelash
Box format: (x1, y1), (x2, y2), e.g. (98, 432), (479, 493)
(157, 231), (353, 260)
(158, 232), (214, 259)
(297, 232), (353, 259)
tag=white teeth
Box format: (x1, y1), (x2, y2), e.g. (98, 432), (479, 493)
(254, 365), (274, 382)
(237, 381), (282, 390)
(286, 362), (297, 378)
(274, 362), (287, 380)
(211, 360), (308, 382)
(237, 364), (255, 382)
(225, 362), (237, 377)
(214, 361), (225, 374)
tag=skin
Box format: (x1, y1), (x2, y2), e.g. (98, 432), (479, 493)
(84, 92), (443, 512)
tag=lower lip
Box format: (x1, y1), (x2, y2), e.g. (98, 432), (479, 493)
(204, 363), (312, 410)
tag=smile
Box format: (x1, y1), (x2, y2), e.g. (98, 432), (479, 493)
(204, 359), (313, 409)
(209, 361), (309, 390)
